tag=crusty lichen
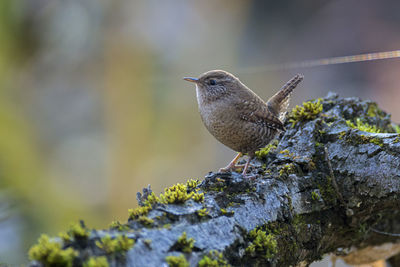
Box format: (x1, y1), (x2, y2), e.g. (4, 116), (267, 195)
(165, 254), (189, 267)
(245, 229), (278, 260)
(29, 234), (78, 267)
(95, 234), (134, 255)
(288, 99), (323, 127)
(198, 250), (230, 267)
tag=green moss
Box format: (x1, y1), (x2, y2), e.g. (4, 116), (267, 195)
(346, 118), (382, 133)
(28, 234), (78, 267)
(354, 134), (384, 147)
(160, 183), (188, 204)
(160, 183), (193, 204)
(394, 136), (400, 144)
(59, 222), (90, 243)
(279, 163), (295, 177)
(393, 124), (400, 134)
(143, 192), (160, 206)
(288, 99), (323, 127)
(315, 142), (323, 147)
(307, 160), (316, 171)
(174, 232), (195, 253)
(163, 223), (172, 229)
(95, 234), (134, 255)
(186, 179), (201, 190)
(69, 222), (89, 239)
(245, 229), (277, 260)
(137, 216), (154, 227)
(255, 140), (278, 159)
(165, 254), (189, 267)
(292, 215), (307, 234)
(198, 250), (230, 267)
(128, 206), (152, 220)
(192, 192), (205, 202)
(318, 176), (337, 205)
(367, 102), (385, 118)
(338, 131), (346, 140)
(109, 220), (129, 231)
(197, 208), (209, 217)
(311, 191), (320, 202)
(144, 239), (152, 247)
(83, 256), (109, 267)
(370, 137), (384, 146)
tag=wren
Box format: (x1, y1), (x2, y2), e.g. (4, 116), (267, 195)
(184, 70), (303, 176)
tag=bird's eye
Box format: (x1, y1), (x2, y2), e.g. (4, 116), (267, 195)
(209, 79), (216, 85)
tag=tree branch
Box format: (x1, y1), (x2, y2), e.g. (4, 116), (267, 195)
(30, 93), (400, 267)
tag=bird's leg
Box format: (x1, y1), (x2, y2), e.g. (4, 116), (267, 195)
(219, 152), (243, 172)
(241, 156), (253, 176)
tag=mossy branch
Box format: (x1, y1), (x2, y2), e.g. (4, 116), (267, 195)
(29, 93), (400, 267)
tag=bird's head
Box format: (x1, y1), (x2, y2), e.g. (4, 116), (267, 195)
(184, 70), (243, 102)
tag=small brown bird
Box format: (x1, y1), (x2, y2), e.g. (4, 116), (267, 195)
(184, 70), (303, 176)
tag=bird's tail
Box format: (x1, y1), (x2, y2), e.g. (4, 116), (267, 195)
(266, 74), (304, 121)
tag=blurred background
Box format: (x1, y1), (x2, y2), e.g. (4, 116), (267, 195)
(1, 0), (400, 265)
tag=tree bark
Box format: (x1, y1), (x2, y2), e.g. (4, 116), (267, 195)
(30, 93), (400, 267)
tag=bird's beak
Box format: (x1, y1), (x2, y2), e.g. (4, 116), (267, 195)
(183, 77), (199, 83)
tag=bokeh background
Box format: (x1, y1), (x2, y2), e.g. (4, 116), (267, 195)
(1, 0), (400, 265)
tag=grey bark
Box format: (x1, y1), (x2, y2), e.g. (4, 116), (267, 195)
(31, 93), (400, 267)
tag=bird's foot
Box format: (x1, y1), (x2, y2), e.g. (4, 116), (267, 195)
(219, 164), (246, 173)
(219, 152), (243, 173)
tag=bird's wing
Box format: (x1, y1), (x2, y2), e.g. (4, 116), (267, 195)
(235, 98), (285, 131)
